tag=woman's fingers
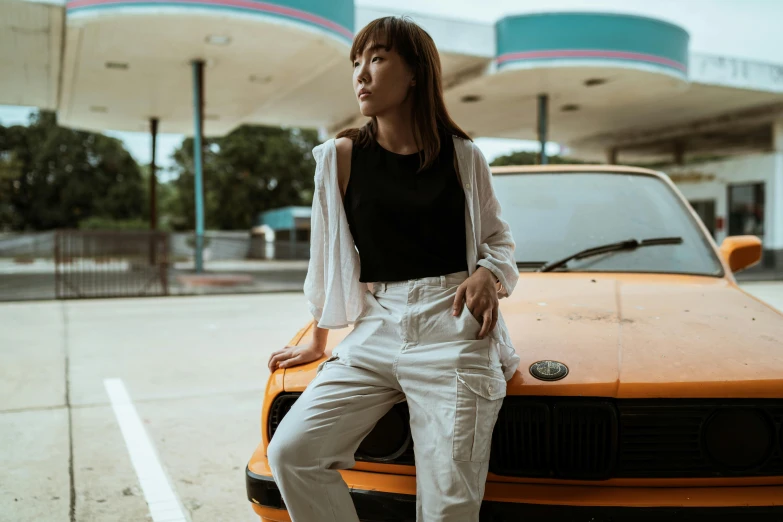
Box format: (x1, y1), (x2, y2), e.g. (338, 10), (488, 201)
(268, 354), (283, 372)
(279, 354), (303, 368)
(267, 349), (286, 365)
(268, 347), (295, 372)
(479, 309), (491, 339)
(268, 341), (327, 372)
(267, 352), (279, 372)
(453, 284), (466, 316)
(477, 304), (498, 340)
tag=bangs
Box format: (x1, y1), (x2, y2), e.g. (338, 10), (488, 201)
(349, 17), (399, 61)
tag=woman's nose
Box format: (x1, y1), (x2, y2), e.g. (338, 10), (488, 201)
(356, 63), (370, 84)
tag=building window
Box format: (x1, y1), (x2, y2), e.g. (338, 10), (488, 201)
(689, 199), (716, 238)
(728, 183), (765, 238)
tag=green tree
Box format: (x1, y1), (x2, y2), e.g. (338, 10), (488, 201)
(490, 150), (587, 166)
(490, 148), (725, 170)
(136, 164), (180, 231)
(169, 125), (319, 230)
(0, 111), (145, 231)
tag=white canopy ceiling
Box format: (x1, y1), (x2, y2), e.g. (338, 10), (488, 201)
(3, 0), (782, 161)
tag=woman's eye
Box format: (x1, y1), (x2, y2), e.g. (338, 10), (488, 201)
(372, 56), (382, 63)
(353, 61), (360, 68)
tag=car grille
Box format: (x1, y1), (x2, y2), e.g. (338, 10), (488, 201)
(616, 400), (783, 477)
(491, 398), (617, 479)
(268, 394), (783, 479)
(490, 400), (550, 476)
(267, 393), (299, 442)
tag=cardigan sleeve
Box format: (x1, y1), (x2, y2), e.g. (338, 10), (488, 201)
(471, 142), (519, 299)
(302, 144), (328, 323)
(301, 140), (365, 329)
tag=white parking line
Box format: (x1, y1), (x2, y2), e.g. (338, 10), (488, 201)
(104, 378), (189, 522)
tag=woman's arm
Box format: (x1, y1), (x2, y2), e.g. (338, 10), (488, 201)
(271, 138), (355, 371)
(472, 143), (519, 299)
(308, 138), (352, 344)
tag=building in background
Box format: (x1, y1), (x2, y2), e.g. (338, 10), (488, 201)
(256, 206), (311, 260)
(1, 0), (782, 274)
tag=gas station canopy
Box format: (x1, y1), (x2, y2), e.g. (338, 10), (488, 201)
(2, 0), (783, 161)
(61, 0), (356, 135)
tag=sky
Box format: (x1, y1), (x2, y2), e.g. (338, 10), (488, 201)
(1, 0), (781, 169)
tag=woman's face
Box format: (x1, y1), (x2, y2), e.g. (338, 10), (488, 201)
(352, 41), (415, 118)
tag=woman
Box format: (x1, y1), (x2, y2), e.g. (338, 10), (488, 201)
(266, 16), (520, 522)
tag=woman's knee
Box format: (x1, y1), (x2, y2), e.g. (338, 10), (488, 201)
(267, 431), (307, 471)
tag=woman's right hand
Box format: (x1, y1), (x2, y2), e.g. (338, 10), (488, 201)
(268, 340), (326, 373)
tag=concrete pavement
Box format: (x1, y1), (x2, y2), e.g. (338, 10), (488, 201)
(1, 282), (782, 521)
(1, 293), (312, 522)
(739, 281), (783, 312)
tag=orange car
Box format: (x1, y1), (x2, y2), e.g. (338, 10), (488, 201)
(246, 165), (783, 521)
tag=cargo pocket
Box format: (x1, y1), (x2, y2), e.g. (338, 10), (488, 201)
(452, 369), (507, 462)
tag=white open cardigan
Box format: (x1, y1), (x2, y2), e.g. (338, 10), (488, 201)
(303, 135), (521, 381)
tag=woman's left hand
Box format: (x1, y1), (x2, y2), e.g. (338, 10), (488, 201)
(452, 267), (499, 339)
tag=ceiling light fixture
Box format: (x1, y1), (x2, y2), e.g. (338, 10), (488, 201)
(249, 74), (273, 84)
(461, 95), (481, 103)
(584, 78), (607, 87)
(561, 104), (580, 112)
(105, 62), (129, 70)
(205, 35), (231, 46)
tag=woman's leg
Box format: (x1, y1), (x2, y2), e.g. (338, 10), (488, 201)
(403, 365), (504, 521)
(267, 357), (404, 522)
(396, 277), (506, 521)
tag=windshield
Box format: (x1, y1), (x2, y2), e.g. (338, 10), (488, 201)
(493, 172), (724, 276)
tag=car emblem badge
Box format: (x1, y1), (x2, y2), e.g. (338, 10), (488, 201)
(530, 360), (569, 381)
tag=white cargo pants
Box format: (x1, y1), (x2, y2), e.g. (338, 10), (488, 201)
(267, 270), (507, 522)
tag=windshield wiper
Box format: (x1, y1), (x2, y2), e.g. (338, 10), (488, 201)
(538, 237), (684, 272)
(516, 261), (547, 269)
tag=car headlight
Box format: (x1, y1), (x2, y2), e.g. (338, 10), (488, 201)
(356, 402), (411, 462)
(703, 408), (774, 471)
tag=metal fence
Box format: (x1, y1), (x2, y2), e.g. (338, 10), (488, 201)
(54, 230), (170, 299)
(0, 230), (310, 301)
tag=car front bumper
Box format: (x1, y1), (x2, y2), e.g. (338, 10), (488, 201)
(246, 466), (783, 522)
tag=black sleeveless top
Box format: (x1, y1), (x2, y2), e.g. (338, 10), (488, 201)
(344, 131), (468, 283)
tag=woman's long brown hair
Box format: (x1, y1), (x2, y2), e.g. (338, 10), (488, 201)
(336, 16), (471, 171)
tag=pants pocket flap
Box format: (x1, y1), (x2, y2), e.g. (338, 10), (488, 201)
(455, 369), (506, 401)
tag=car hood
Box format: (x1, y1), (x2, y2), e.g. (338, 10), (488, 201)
(503, 273), (783, 398)
(284, 273), (783, 399)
